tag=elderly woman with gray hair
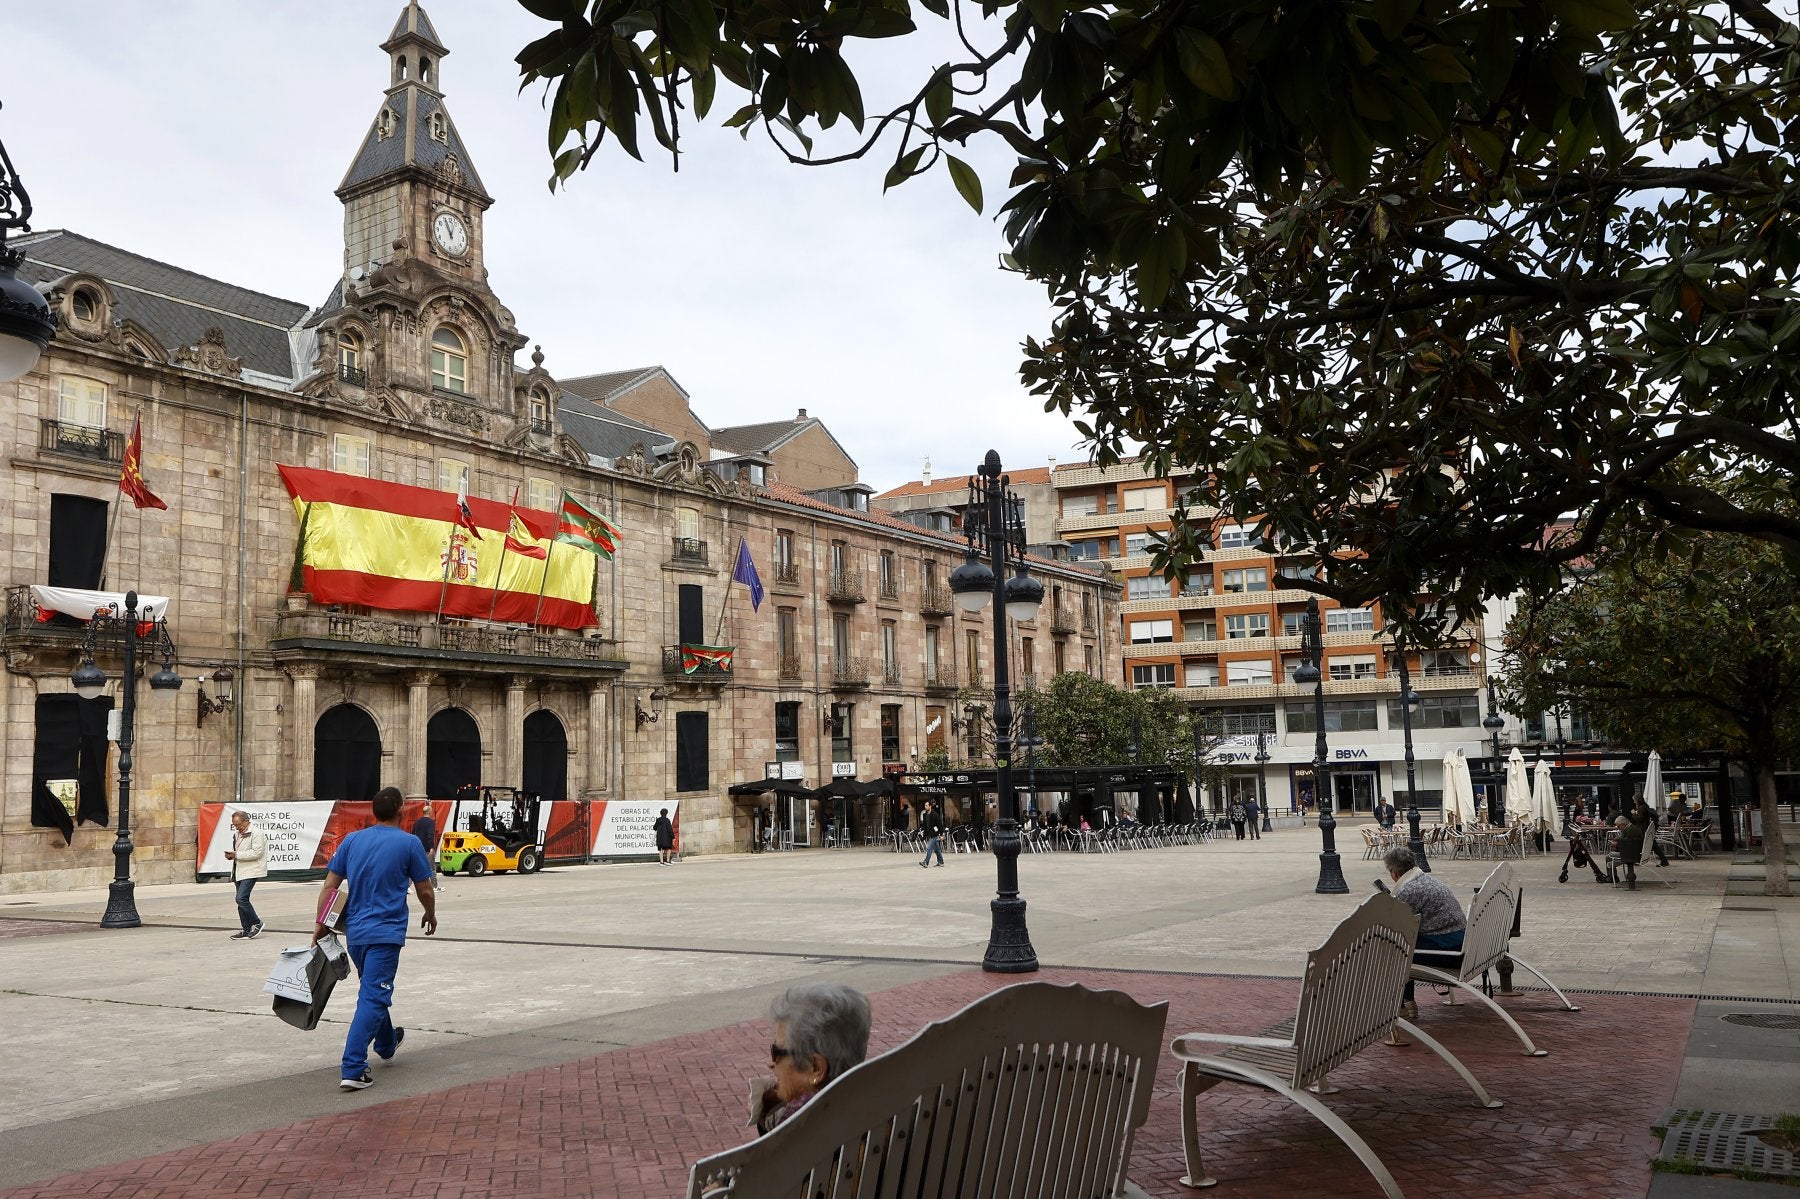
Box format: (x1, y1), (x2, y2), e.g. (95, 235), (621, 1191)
(753, 982), (873, 1135)
(1378, 845), (1466, 1019)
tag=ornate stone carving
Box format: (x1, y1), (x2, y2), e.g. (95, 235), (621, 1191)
(616, 443), (653, 478)
(427, 392), (490, 434)
(653, 441), (730, 494)
(174, 326), (244, 378)
(436, 154), (466, 187)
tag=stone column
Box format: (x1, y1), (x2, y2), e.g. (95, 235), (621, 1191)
(584, 681), (608, 796)
(289, 665), (318, 800)
(504, 677), (526, 788)
(406, 671), (434, 800)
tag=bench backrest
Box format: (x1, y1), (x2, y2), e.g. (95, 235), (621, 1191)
(1459, 862), (1519, 981)
(687, 982), (1169, 1199)
(1289, 892), (1419, 1091)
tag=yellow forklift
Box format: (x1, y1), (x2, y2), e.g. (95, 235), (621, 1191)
(440, 786), (543, 876)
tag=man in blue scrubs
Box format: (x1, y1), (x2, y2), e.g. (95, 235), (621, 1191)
(312, 786), (438, 1091)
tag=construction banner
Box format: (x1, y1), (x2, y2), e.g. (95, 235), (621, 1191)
(278, 465), (596, 629)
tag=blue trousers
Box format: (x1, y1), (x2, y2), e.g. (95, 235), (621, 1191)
(343, 942), (402, 1078)
(923, 836), (944, 865)
(1404, 929), (1465, 1002)
(234, 878), (260, 932)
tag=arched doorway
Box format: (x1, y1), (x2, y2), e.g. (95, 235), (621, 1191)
(426, 707), (481, 799)
(314, 704), (381, 802)
(522, 709), (567, 801)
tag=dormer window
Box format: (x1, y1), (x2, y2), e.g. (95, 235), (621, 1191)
(377, 107), (397, 140)
(528, 388), (550, 431)
(431, 326), (468, 394)
(429, 111), (447, 143)
(71, 289), (98, 322)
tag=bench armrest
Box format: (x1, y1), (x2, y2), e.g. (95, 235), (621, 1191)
(1172, 1033), (1294, 1057)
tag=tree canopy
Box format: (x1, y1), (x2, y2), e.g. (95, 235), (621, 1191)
(1017, 671), (1222, 779)
(1503, 509), (1798, 894)
(515, 0), (1800, 636)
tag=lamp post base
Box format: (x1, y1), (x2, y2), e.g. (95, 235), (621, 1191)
(1315, 851), (1349, 894)
(982, 896), (1039, 974)
(100, 879), (142, 929)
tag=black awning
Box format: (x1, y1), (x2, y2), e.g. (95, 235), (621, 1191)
(728, 778), (817, 800)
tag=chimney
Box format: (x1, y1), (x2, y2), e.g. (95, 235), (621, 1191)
(797, 408), (808, 420)
(921, 458), (931, 485)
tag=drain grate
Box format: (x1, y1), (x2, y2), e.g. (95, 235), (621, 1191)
(1661, 1110), (1798, 1179)
(1722, 1012), (1800, 1030)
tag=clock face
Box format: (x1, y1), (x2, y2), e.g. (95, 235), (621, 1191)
(432, 212), (469, 257)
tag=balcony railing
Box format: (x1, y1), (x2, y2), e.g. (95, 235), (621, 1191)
(669, 537), (709, 567)
(921, 585), (954, 616)
(773, 561), (801, 587)
(1422, 664), (1475, 676)
(831, 655), (870, 688)
(337, 363), (367, 387)
(267, 605), (619, 665)
(529, 418), (554, 436)
(827, 570), (866, 603)
(878, 579), (901, 602)
(662, 644), (732, 682)
(778, 651), (803, 680)
(1082, 612), (1096, 633)
(3, 584), (173, 655)
(39, 418), (125, 465)
(925, 666), (959, 693)
(882, 659), (902, 686)
(1049, 609), (1077, 635)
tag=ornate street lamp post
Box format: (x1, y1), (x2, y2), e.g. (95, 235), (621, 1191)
(0, 104), (59, 383)
(1254, 731), (1272, 832)
(949, 450), (1043, 973)
(71, 591), (183, 928)
(1484, 678), (1507, 824)
(1293, 598), (1347, 893)
(1395, 638), (1429, 872)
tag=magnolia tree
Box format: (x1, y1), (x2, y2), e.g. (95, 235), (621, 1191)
(1504, 516), (1798, 896)
(515, 0), (1800, 638)
(1015, 671), (1228, 785)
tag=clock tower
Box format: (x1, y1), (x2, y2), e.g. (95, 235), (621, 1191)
(309, 2), (547, 448)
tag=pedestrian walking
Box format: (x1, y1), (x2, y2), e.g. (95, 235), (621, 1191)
(1374, 799), (1397, 830)
(655, 808), (676, 865)
(1229, 800), (1247, 841)
(410, 809), (441, 892)
(225, 810), (267, 940)
(312, 786), (437, 1092)
(919, 800), (945, 867)
(1243, 796), (1262, 839)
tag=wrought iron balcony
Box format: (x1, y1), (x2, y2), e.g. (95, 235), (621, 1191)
(529, 418), (554, 436)
(924, 666), (959, 694)
(3, 584), (177, 657)
(778, 651), (803, 680)
(773, 561), (802, 587)
(921, 585), (954, 616)
(669, 537), (709, 567)
(337, 363), (367, 387)
(39, 418), (124, 465)
(662, 643), (733, 682)
(882, 659), (902, 686)
(1082, 611), (1096, 633)
(827, 570), (866, 603)
(1049, 608), (1077, 635)
(877, 579), (901, 602)
(831, 655), (870, 688)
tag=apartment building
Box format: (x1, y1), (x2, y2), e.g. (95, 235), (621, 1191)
(1049, 458), (1498, 815)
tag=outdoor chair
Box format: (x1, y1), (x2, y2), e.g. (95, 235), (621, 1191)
(687, 982), (1168, 1199)
(1171, 892), (1502, 1199)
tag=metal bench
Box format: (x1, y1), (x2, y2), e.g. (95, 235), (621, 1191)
(1411, 861), (1581, 1056)
(1171, 893), (1502, 1199)
(687, 982), (1168, 1199)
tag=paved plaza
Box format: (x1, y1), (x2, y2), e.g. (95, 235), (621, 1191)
(0, 823), (1795, 1196)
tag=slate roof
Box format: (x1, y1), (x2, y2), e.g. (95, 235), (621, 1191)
(876, 466), (1054, 500)
(562, 368), (671, 403)
(339, 90), (488, 198)
(15, 230), (308, 379)
(556, 391), (676, 463)
(387, 2), (446, 51)
(712, 414), (860, 472)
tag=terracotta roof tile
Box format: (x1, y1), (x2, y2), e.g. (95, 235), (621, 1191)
(875, 466), (1054, 500)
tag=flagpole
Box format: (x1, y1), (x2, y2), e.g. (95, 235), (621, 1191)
(483, 531), (514, 625)
(712, 572), (738, 645)
(99, 410), (138, 591)
(530, 540), (555, 627)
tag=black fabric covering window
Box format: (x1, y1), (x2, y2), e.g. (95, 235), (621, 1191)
(522, 709), (567, 800)
(31, 694), (113, 844)
(675, 711), (709, 793)
(677, 584), (704, 645)
(49, 494), (108, 589)
(313, 704), (382, 802)
(426, 707), (482, 800)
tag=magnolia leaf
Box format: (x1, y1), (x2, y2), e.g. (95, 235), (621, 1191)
(946, 154), (984, 213)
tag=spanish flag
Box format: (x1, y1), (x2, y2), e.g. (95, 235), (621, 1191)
(505, 513), (548, 560)
(278, 465), (595, 629)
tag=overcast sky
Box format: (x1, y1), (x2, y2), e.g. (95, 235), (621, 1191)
(6, 1), (1091, 492)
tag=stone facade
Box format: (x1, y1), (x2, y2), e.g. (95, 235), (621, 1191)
(0, 1), (1118, 893)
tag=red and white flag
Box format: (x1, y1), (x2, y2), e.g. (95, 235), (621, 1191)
(452, 471), (483, 540)
(119, 415), (168, 510)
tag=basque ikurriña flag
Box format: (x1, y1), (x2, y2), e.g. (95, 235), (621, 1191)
(732, 537), (764, 611)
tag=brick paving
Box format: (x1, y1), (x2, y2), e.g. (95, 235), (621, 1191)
(0, 966), (1688, 1199)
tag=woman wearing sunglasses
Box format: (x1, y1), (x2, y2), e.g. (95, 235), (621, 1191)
(753, 983), (872, 1135)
